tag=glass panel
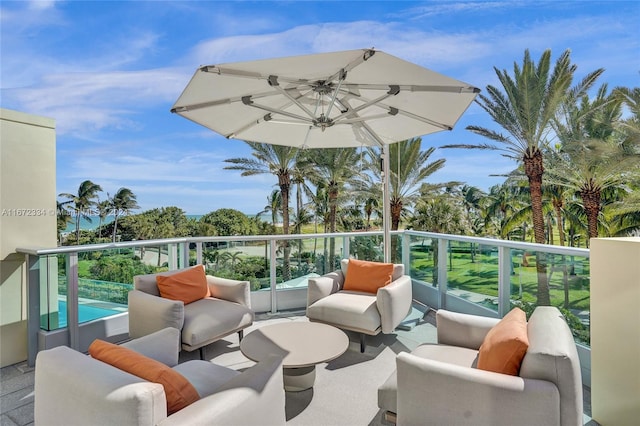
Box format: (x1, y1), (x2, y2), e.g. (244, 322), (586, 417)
(349, 234), (384, 262)
(510, 250), (590, 346)
(39, 254), (63, 331)
(446, 242), (500, 312)
(408, 234), (436, 286)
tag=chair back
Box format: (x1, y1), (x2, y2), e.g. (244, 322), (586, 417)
(520, 306), (583, 426)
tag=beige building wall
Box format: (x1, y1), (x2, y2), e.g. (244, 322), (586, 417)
(590, 237), (640, 425)
(0, 108), (57, 367)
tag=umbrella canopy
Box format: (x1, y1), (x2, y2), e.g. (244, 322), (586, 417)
(172, 48), (479, 262)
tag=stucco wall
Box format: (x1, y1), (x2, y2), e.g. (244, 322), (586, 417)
(0, 108), (57, 367)
(591, 237), (640, 425)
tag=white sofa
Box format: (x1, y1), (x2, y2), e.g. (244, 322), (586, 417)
(306, 259), (412, 352)
(34, 328), (286, 426)
(129, 267), (254, 357)
(378, 306), (583, 426)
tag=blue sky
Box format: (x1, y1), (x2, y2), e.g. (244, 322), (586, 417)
(2, 1), (639, 215)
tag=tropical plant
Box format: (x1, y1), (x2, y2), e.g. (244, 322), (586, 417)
(442, 49), (603, 305)
(224, 142), (299, 280)
(110, 187), (139, 242)
(548, 84), (638, 240)
(258, 190), (282, 226)
(301, 148), (362, 265)
(58, 180), (103, 244)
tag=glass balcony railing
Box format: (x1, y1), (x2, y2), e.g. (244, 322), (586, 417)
(18, 230), (591, 360)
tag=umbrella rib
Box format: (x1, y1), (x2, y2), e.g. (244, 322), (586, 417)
(332, 86), (399, 122)
(268, 76), (317, 119)
(341, 83), (479, 94)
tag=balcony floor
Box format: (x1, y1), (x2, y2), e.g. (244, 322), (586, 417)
(1, 308), (597, 426)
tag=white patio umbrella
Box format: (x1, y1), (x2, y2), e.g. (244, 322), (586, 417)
(171, 48), (479, 262)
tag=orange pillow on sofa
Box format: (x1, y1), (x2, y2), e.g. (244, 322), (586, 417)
(477, 307), (529, 375)
(156, 265), (209, 305)
(343, 258), (394, 294)
(89, 339), (200, 415)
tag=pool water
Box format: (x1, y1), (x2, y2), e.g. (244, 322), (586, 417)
(57, 300), (123, 328)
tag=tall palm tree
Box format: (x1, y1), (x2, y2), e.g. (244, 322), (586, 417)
(110, 187), (139, 242)
(363, 138), (458, 261)
(96, 197), (112, 240)
(56, 200), (73, 245)
(302, 148), (362, 267)
(258, 190), (282, 226)
(443, 49), (603, 305)
(225, 142), (298, 280)
(363, 196), (380, 231)
(58, 180), (103, 244)
(548, 84), (637, 240)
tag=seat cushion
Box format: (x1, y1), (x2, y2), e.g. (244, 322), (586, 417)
(172, 360), (240, 398)
(477, 307), (529, 375)
(157, 265), (210, 305)
(306, 291), (381, 334)
(182, 297), (254, 348)
(88, 339), (200, 415)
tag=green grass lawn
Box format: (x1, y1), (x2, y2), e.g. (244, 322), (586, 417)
(409, 245), (590, 312)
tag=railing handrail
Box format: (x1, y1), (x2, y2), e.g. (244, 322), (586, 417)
(16, 229), (589, 257)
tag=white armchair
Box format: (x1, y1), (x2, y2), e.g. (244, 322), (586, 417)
(35, 328), (286, 426)
(306, 259), (413, 352)
(128, 266), (254, 358)
(378, 307), (583, 426)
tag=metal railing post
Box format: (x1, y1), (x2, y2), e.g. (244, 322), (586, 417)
(402, 233), (410, 271)
(168, 244), (178, 270)
(269, 239), (277, 314)
(438, 238), (448, 310)
(342, 235), (350, 259)
(196, 242), (203, 265)
(498, 246), (512, 317)
(66, 252), (80, 350)
(26, 254), (41, 367)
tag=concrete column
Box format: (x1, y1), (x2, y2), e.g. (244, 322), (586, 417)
(0, 108), (57, 367)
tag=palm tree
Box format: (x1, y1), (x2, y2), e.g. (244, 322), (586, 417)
(56, 200), (73, 245)
(361, 138), (457, 262)
(258, 190), (282, 226)
(442, 49), (603, 306)
(96, 197), (112, 240)
(301, 148), (362, 266)
(58, 180), (103, 244)
(110, 187), (139, 242)
(363, 196), (379, 231)
(548, 84), (638, 240)
(225, 142), (298, 280)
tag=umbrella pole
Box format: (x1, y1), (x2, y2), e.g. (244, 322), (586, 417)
(382, 145), (391, 263)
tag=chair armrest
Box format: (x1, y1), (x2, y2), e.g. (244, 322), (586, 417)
(436, 309), (500, 350)
(377, 275), (413, 333)
(396, 352), (560, 426)
(206, 276), (251, 308)
(306, 270), (344, 307)
(161, 354), (286, 426)
(35, 346), (167, 425)
(121, 327), (181, 367)
(128, 289), (184, 339)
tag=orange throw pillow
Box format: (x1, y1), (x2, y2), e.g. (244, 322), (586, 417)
(156, 265), (209, 305)
(89, 339), (200, 415)
(343, 259), (394, 294)
(477, 307), (529, 376)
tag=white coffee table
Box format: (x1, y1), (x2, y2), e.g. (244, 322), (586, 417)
(240, 321), (349, 391)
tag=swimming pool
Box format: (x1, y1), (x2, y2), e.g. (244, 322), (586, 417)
(57, 300), (124, 328)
